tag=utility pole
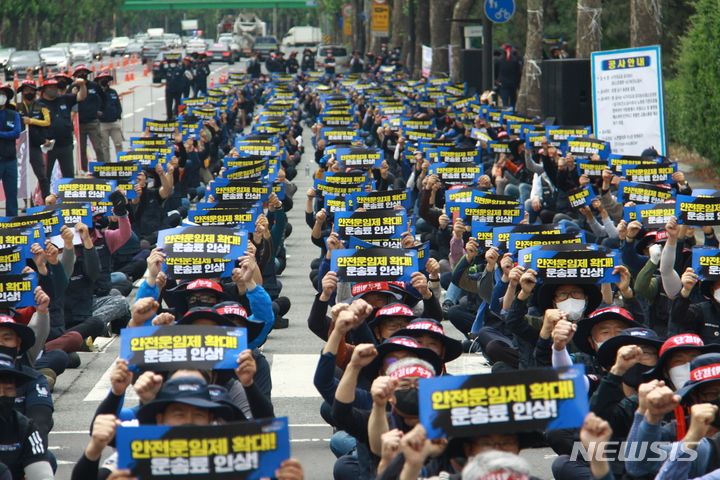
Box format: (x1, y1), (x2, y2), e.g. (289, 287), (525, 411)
(482, 14), (492, 92)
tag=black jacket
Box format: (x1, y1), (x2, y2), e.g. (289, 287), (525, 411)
(16, 101), (49, 148)
(38, 94), (78, 147)
(0, 409), (50, 480)
(74, 80), (107, 124)
(99, 87), (121, 123)
(63, 245), (100, 325)
(161, 65), (186, 93)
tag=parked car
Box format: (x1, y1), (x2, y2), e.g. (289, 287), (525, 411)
(125, 41), (144, 57)
(252, 36), (278, 61)
(70, 43), (93, 64)
(0, 48), (16, 70)
(315, 44), (351, 74)
(88, 43), (102, 60)
(38, 47), (69, 72)
(163, 34), (182, 48)
(109, 36), (130, 56)
(185, 39), (207, 55)
(216, 36), (240, 61)
(206, 43), (235, 64)
(98, 42), (112, 57)
(4, 50), (45, 81)
(141, 40), (167, 63)
(51, 43), (72, 61)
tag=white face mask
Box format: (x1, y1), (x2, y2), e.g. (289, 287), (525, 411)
(555, 298), (587, 321)
(714, 289), (720, 303)
(668, 363), (691, 390)
(0, 94), (6, 106)
(595, 341), (605, 351)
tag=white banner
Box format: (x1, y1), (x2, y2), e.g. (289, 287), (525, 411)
(422, 45), (432, 78)
(591, 46), (666, 156)
(16, 129), (29, 199)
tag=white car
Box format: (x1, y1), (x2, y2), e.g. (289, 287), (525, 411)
(109, 37), (130, 56)
(185, 39), (207, 55)
(39, 48), (69, 71)
(70, 43), (93, 64)
(315, 45), (351, 74)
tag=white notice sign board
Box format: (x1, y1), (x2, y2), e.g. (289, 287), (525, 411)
(591, 46), (665, 156)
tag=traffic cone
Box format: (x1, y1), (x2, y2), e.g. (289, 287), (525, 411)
(12, 72), (19, 91)
(92, 61), (96, 73)
(25, 68), (32, 80)
(209, 75), (214, 88)
(124, 67), (131, 82)
(37, 69), (44, 86)
(143, 63), (149, 77)
(129, 66), (135, 81)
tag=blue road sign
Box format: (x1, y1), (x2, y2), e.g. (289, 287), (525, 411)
(485, 0), (515, 23)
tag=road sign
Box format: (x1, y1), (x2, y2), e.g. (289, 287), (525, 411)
(484, 0), (515, 23)
(372, 4), (390, 37)
(342, 3), (352, 17)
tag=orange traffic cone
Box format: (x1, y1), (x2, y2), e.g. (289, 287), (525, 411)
(92, 61), (96, 73)
(209, 75), (214, 88)
(99, 59), (104, 70)
(12, 72), (19, 91)
(143, 63), (149, 77)
(124, 67), (131, 82)
(37, 69), (44, 86)
(129, 67), (135, 81)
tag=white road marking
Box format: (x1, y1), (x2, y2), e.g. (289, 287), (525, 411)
(134, 108), (145, 113)
(270, 354), (321, 398)
(83, 357), (138, 401)
(122, 113), (134, 119)
(157, 97), (165, 101)
(290, 439), (330, 442)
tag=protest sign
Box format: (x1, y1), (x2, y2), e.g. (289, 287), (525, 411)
(621, 162), (676, 184)
(0, 227), (35, 256)
(577, 159), (609, 178)
(676, 195), (720, 226)
(334, 210), (407, 241)
(320, 128), (359, 144)
(319, 115), (355, 127)
(348, 189), (411, 211)
(331, 248), (418, 282)
(546, 126), (592, 141)
(117, 151), (161, 168)
(419, 365), (588, 439)
(157, 227), (248, 280)
(0, 213), (57, 237)
(508, 232), (586, 256)
(437, 148), (480, 164)
(335, 147), (384, 169)
(521, 244), (620, 283)
(567, 186), (597, 209)
(129, 137), (167, 149)
(623, 202), (675, 228)
(0, 273), (37, 308)
(120, 325), (247, 371)
(0, 246), (26, 274)
(223, 163), (268, 181)
(565, 138), (611, 160)
(54, 178), (117, 215)
(693, 247), (720, 282)
(115, 417), (290, 480)
(210, 180), (271, 203)
(618, 181), (675, 204)
(234, 142), (279, 157)
(186, 208), (258, 228)
(27, 203), (93, 237)
(460, 200), (523, 226)
(427, 163), (483, 186)
(90, 161), (141, 199)
(142, 119), (180, 138)
(493, 224), (565, 248)
(323, 195), (348, 214)
(314, 182), (365, 196)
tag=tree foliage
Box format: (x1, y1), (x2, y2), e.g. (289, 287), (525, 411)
(666, 0), (720, 165)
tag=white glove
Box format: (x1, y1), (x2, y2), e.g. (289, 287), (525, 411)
(649, 243), (662, 265)
(184, 70), (194, 81)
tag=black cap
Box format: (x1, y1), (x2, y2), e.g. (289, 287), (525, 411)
(595, 327), (664, 369)
(136, 377), (236, 424)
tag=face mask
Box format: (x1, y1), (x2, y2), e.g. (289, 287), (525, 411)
(714, 289), (720, 303)
(45, 89), (58, 99)
(23, 92), (35, 102)
(621, 363), (653, 389)
(99, 81), (109, 88)
(555, 298), (587, 321)
(394, 387), (419, 416)
(169, 62), (177, 68)
(0, 94), (6, 106)
(145, 179), (154, 189)
(76, 74), (88, 80)
(0, 345), (17, 361)
(0, 396), (14, 418)
(668, 363), (691, 390)
(57, 82), (68, 90)
(595, 341), (605, 351)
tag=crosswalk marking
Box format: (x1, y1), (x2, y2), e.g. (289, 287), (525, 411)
(83, 358), (138, 401)
(270, 354), (321, 398)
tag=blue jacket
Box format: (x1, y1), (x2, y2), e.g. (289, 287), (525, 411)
(0, 108), (21, 160)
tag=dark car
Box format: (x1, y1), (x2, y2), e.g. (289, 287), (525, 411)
(206, 43), (235, 64)
(4, 50), (45, 81)
(0, 48), (16, 70)
(125, 41), (144, 58)
(252, 36), (278, 61)
(141, 40), (167, 64)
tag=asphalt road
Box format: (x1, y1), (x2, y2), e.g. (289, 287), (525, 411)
(50, 58), (720, 480)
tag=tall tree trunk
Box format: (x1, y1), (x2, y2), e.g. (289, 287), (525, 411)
(389, 0), (404, 51)
(402, 0), (412, 73)
(412, 0), (430, 78)
(429, 0), (456, 76)
(630, 0), (661, 46)
(516, 0), (543, 116)
(450, 0), (476, 83)
(352, 0), (363, 53)
(576, 0), (602, 57)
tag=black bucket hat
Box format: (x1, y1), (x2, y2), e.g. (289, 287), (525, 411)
(177, 307), (237, 328)
(391, 318), (463, 363)
(136, 377), (236, 424)
(361, 336), (444, 382)
(0, 353), (34, 385)
(170, 279), (233, 317)
(596, 327), (664, 369)
(367, 302), (418, 332)
(573, 307), (642, 356)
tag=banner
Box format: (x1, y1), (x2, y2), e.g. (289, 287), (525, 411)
(116, 417), (290, 480)
(521, 244), (620, 283)
(15, 130), (29, 200)
(120, 325), (247, 371)
(157, 227), (248, 280)
(676, 195), (720, 226)
(419, 365), (588, 439)
(620, 162), (676, 185)
(27, 203), (93, 237)
(331, 247), (418, 282)
(0, 272), (37, 308)
(567, 185), (597, 209)
(591, 46), (665, 155)
(348, 189), (411, 211)
(0, 212), (57, 237)
(618, 181), (675, 205)
(422, 45), (432, 78)
(53, 178), (117, 215)
(693, 247), (720, 282)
